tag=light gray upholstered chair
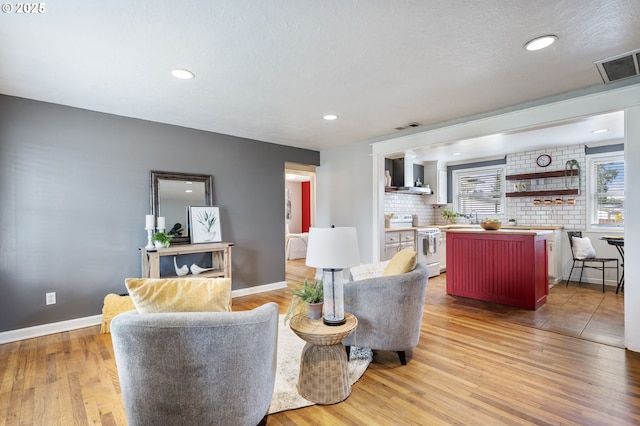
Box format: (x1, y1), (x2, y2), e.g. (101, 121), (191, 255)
(111, 302), (278, 426)
(342, 262), (429, 365)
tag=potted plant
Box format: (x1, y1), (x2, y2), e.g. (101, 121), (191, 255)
(508, 218), (517, 226)
(442, 210), (459, 224)
(284, 279), (323, 324)
(151, 231), (173, 248)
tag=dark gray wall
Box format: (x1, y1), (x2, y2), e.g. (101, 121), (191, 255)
(0, 95), (319, 332)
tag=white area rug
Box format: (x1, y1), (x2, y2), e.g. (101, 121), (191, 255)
(268, 315), (372, 414)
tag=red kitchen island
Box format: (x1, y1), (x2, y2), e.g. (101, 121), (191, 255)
(445, 228), (551, 310)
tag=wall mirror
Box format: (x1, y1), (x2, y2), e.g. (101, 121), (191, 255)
(150, 170), (213, 245)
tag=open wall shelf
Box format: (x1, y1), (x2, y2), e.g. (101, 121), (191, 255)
(505, 169), (580, 198)
(505, 169), (579, 180)
(506, 188), (579, 198)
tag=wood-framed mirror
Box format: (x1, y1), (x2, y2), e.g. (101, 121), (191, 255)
(150, 170), (213, 245)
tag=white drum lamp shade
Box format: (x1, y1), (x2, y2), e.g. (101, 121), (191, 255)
(306, 227), (360, 325)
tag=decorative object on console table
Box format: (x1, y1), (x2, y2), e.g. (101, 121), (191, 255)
(145, 214), (155, 250)
(190, 264), (215, 275)
(151, 231), (172, 248)
(189, 206), (221, 243)
(306, 226), (360, 326)
(173, 256), (189, 276)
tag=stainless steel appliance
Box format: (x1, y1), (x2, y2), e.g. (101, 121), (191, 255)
(417, 227), (441, 277)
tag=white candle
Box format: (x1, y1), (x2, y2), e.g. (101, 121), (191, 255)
(157, 216), (166, 230)
(145, 214), (155, 229)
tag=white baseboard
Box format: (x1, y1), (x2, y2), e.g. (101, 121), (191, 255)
(0, 315), (103, 344)
(232, 281), (287, 297)
(563, 274), (618, 287)
(0, 281), (288, 344)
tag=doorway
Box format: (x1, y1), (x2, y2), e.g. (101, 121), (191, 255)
(285, 163), (316, 283)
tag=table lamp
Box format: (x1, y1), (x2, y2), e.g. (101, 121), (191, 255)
(306, 226), (360, 326)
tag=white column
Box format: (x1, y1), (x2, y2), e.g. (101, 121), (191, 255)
(624, 105), (640, 351)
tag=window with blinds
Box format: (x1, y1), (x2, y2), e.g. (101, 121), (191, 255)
(588, 154), (624, 227)
(453, 166), (505, 216)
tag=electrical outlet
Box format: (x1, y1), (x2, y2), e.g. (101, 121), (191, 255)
(46, 292), (56, 305)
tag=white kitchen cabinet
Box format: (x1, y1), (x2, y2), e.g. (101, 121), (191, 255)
(423, 161), (448, 204)
(384, 230), (416, 260)
(547, 229), (562, 285)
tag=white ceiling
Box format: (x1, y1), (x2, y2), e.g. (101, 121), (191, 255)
(1, 1), (639, 159)
(411, 110), (625, 164)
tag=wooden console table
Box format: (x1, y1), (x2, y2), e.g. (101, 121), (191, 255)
(140, 243), (233, 279)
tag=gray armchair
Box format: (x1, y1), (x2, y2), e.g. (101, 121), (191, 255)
(111, 302), (278, 426)
(343, 262), (429, 365)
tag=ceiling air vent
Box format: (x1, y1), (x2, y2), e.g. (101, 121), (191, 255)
(595, 49), (640, 83)
(395, 122), (422, 131)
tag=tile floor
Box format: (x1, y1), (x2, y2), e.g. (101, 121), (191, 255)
(426, 273), (625, 348)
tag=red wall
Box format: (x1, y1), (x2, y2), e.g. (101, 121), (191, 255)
(302, 181), (311, 232)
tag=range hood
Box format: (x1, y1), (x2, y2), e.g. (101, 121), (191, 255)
(386, 155), (433, 195)
(396, 186), (432, 194)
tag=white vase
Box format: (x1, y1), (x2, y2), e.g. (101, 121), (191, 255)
(384, 170), (392, 186)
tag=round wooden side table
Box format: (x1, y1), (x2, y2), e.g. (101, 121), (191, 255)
(289, 313), (358, 404)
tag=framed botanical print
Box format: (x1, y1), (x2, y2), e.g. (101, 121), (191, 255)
(189, 206), (222, 243)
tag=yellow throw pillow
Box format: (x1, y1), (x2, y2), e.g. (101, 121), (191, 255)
(383, 249), (418, 276)
(101, 293), (137, 333)
(125, 277), (232, 313)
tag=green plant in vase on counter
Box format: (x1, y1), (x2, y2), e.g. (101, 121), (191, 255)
(442, 210), (459, 224)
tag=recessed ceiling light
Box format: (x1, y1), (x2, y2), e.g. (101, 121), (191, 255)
(524, 35), (558, 51)
(592, 128), (609, 134)
(185, 189), (193, 193)
(171, 69), (195, 80)
(452, 152), (462, 156)
(323, 114), (338, 120)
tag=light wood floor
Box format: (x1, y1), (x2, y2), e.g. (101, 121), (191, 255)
(1, 265), (638, 425)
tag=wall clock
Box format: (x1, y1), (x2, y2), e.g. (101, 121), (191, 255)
(536, 154), (552, 167)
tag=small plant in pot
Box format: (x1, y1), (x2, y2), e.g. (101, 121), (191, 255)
(151, 231), (173, 248)
(442, 210), (459, 224)
(284, 279), (323, 325)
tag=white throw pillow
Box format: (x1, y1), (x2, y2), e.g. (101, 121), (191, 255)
(572, 236), (596, 259)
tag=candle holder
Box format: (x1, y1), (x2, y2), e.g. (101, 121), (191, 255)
(145, 227), (155, 251)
